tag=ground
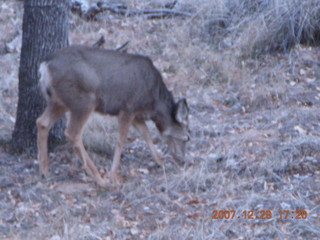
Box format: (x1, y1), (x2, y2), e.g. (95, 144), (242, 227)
(0, 0), (319, 239)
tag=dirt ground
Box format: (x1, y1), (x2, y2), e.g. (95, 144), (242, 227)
(0, 0), (319, 239)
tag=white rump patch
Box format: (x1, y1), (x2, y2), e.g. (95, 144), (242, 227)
(38, 62), (52, 100)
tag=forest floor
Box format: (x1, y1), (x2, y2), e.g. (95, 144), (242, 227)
(0, 0), (319, 239)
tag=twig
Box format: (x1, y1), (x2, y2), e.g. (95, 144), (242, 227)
(92, 36), (105, 48)
(115, 41), (130, 52)
(71, 1), (192, 21)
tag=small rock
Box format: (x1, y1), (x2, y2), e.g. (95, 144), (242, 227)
(300, 68), (306, 75)
(6, 35), (21, 53)
(147, 161), (158, 168)
(294, 125), (306, 135)
(49, 235), (61, 240)
(137, 168), (149, 175)
(280, 202), (291, 209)
(130, 228), (140, 235)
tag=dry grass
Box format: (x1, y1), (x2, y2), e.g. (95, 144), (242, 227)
(203, 0), (320, 57)
(0, 0), (320, 239)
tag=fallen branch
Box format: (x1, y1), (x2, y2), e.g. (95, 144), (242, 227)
(72, 1), (192, 21)
(115, 41), (130, 52)
(105, 7), (192, 19)
(106, 7), (192, 18)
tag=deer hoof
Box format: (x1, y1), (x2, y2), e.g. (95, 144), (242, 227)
(96, 177), (109, 188)
(109, 171), (123, 186)
(40, 168), (49, 179)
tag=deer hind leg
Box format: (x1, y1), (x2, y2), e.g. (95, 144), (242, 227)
(110, 112), (135, 185)
(133, 119), (163, 166)
(65, 110), (108, 187)
(36, 102), (66, 178)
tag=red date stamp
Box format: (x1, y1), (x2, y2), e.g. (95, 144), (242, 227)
(211, 210), (308, 220)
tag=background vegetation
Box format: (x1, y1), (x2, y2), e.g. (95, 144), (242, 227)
(0, 0), (319, 239)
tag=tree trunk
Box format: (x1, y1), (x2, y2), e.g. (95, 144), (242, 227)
(11, 0), (69, 153)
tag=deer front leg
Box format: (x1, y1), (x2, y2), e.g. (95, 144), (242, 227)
(133, 119), (163, 166)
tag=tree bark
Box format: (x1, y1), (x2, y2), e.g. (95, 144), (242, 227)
(11, 0), (69, 153)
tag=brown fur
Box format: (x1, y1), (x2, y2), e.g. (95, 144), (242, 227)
(36, 45), (189, 186)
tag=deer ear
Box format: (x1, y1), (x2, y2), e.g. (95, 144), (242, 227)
(175, 98), (189, 124)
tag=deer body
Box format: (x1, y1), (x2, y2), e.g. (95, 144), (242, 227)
(37, 46), (189, 187)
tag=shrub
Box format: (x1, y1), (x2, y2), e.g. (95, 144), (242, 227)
(205, 0), (320, 56)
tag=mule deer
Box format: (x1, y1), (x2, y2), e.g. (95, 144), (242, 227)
(36, 45), (189, 187)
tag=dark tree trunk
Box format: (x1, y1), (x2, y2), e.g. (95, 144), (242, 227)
(11, 0), (69, 153)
